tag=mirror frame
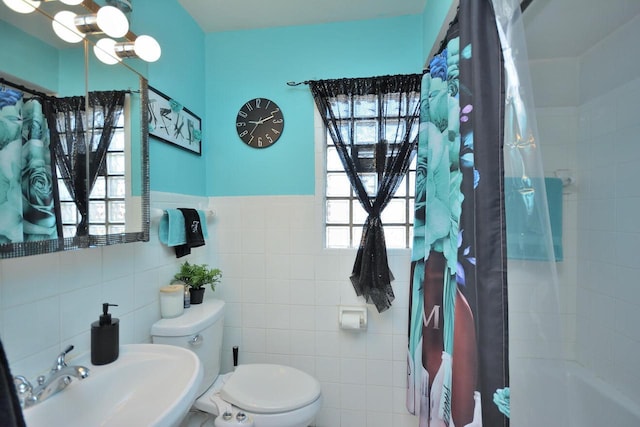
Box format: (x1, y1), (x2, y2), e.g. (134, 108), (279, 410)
(0, 77), (150, 259)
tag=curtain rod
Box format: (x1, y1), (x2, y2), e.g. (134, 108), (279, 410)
(287, 81), (310, 86)
(0, 77), (51, 99)
(287, 73), (423, 87)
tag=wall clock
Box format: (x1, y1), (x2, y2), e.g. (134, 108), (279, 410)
(235, 98), (284, 148)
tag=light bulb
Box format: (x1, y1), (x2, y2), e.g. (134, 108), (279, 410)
(134, 35), (161, 62)
(2, 0), (41, 14)
(59, 0), (84, 5)
(96, 5), (129, 38)
(52, 10), (84, 43)
(93, 38), (121, 65)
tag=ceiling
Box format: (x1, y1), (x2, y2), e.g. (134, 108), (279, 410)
(4, 0), (638, 60)
(523, 0), (640, 59)
(178, 0), (640, 61)
(177, 0), (428, 33)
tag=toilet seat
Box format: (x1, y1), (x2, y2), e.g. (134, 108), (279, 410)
(220, 364), (321, 414)
(191, 365), (322, 427)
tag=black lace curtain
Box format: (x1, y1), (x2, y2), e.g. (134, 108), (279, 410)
(310, 74), (422, 312)
(43, 91), (125, 236)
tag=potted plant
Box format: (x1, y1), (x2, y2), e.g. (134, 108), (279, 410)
(173, 261), (222, 304)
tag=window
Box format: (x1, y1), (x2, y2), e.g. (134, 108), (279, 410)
(323, 93), (419, 249)
(58, 109), (127, 237)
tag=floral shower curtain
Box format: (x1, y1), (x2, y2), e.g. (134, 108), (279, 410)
(407, 0), (509, 426)
(0, 88), (58, 243)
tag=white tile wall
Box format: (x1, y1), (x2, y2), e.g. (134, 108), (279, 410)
(529, 11), (640, 406)
(576, 13), (640, 402)
(211, 194), (416, 427)
(0, 191), (211, 381)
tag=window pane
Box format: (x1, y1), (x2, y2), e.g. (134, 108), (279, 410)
(62, 225), (76, 238)
(384, 226), (406, 249)
(352, 200), (367, 225)
(328, 124), (350, 145)
(409, 122), (419, 141)
(326, 147), (343, 171)
(57, 180), (72, 201)
(89, 200), (106, 222)
(408, 199), (415, 224)
(384, 121), (405, 143)
(109, 130), (125, 151)
(109, 225), (125, 234)
(108, 201), (126, 222)
(326, 226), (350, 248)
(358, 173), (377, 197)
(409, 171), (416, 197)
(326, 173), (351, 197)
(107, 153), (125, 175)
(61, 202), (77, 223)
(381, 199), (406, 223)
(355, 121), (377, 144)
(108, 176), (126, 198)
(354, 97), (377, 118)
(89, 225), (106, 235)
(352, 225), (363, 247)
(395, 175), (407, 197)
(90, 176), (106, 199)
(384, 94), (404, 115)
(329, 96), (350, 117)
(326, 200), (349, 224)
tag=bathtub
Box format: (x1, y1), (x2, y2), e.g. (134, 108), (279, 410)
(511, 359), (640, 426)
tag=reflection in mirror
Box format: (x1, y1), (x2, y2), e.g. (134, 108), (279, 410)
(0, 1), (149, 258)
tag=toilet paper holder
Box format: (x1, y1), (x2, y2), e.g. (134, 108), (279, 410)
(339, 305), (367, 330)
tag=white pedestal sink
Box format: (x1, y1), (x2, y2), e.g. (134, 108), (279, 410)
(23, 343), (203, 427)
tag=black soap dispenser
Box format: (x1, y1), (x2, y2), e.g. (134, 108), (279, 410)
(91, 303), (119, 365)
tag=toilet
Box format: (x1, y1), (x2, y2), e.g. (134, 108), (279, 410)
(151, 299), (322, 427)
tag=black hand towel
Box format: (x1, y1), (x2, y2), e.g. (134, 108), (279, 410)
(0, 338), (26, 427)
(175, 208), (205, 258)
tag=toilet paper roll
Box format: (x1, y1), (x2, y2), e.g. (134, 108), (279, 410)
(340, 312), (361, 330)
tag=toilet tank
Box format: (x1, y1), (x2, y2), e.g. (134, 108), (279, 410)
(151, 299), (225, 397)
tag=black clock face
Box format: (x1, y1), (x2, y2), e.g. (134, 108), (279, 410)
(235, 98), (284, 148)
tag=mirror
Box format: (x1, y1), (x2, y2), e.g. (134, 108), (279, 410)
(0, 0), (149, 258)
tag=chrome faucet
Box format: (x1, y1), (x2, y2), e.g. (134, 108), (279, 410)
(13, 345), (90, 409)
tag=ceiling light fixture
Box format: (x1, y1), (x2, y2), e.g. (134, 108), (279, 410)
(5, 0), (161, 63)
(94, 34), (161, 64)
(72, 5), (129, 38)
(52, 10), (84, 43)
(2, 0), (41, 14)
(93, 37), (121, 64)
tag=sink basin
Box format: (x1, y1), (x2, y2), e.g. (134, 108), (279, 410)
(23, 343), (203, 427)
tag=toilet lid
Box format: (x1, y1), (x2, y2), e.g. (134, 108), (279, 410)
(220, 364), (321, 414)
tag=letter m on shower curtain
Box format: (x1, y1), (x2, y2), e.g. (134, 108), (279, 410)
(407, 1), (510, 426)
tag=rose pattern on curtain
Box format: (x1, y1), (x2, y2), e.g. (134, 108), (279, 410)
(310, 74), (421, 313)
(407, 0), (509, 426)
(0, 88), (58, 243)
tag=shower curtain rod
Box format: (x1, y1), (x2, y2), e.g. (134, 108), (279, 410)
(0, 77), (139, 98)
(0, 77), (51, 100)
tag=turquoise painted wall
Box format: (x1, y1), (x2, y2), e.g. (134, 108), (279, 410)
(422, 0), (455, 63)
(206, 16), (423, 197)
(131, 0), (207, 196)
(0, 21), (58, 91)
(2, 1), (454, 198)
